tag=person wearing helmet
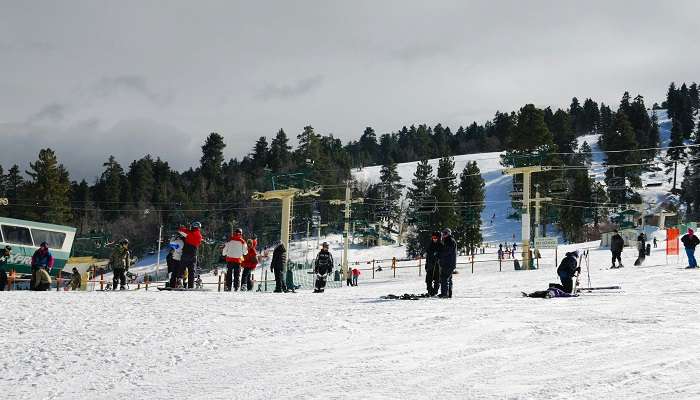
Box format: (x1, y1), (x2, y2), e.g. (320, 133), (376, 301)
(424, 231), (442, 296)
(556, 251), (581, 293)
(31, 242), (54, 289)
(179, 222), (203, 289)
(438, 228), (457, 298)
(222, 228), (247, 291)
(109, 239), (131, 290)
(313, 242), (334, 293)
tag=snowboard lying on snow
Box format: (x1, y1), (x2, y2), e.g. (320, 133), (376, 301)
(157, 287), (209, 292)
(380, 293), (433, 300)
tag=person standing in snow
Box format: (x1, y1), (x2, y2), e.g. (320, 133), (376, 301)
(69, 267), (82, 290)
(556, 251), (580, 293)
(270, 243), (288, 293)
(241, 238), (258, 291)
(351, 267), (361, 286)
(313, 242), (334, 293)
(438, 228), (457, 298)
(0, 246), (10, 291)
(610, 229), (625, 268)
(222, 228), (247, 291)
(179, 222), (203, 289)
(637, 232), (647, 259)
(168, 231), (185, 288)
(424, 231), (442, 296)
(109, 239), (131, 290)
(653, 237), (658, 248)
(681, 228), (700, 268)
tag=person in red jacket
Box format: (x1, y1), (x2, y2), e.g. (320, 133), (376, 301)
(179, 222), (203, 289)
(351, 267), (361, 286)
(241, 239), (258, 291)
(222, 228), (247, 291)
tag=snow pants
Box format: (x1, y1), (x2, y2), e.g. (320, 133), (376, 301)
(315, 274), (327, 291)
(611, 251), (622, 267)
(241, 268), (254, 291)
(352, 275), (358, 286)
(425, 263), (440, 295)
(559, 274), (574, 294)
(686, 248), (697, 268)
(113, 268), (126, 290)
(169, 260), (182, 288)
(226, 262), (241, 291)
(439, 266), (454, 297)
(181, 254), (196, 289)
(273, 267), (286, 292)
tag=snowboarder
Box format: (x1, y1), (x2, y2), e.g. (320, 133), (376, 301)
(610, 229), (624, 268)
(681, 228), (700, 268)
(31, 242), (54, 288)
(69, 267), (82, 290)
(241, 238), (258, 291)
(556, 251), (580, 294)
(0, 245), (10, 291)
(270, 243), (288, 293)
(634, 232), (647, 266)
(438, 228), (457, 298)
(424, 231), (442, 296)
(313, 242), (334, 293)
(179, 222), (203, 289)
(168, 231), (185, 288)
(222, 228), (247, 291)
(109, 239), (131, 290)
(351, 268), (360, 286)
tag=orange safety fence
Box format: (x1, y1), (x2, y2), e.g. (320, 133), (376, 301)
(667, 227), (680, 255)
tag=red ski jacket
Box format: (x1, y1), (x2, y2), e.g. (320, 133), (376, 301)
(179, 227), (203, 248)
(242, 246), (258, 269)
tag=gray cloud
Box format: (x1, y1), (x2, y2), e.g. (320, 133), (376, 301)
(27, 103), (68, 123)
(255, 75), (324, 101)
(92, 75), (175, 106)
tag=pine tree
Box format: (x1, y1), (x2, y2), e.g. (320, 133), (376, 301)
(548, 109), (577, 153)
(581, 98), (600, 134)
(269, 129), (292, 172)
(4, 165), (24, 218)
(251, 136), (270, 171)
(97, 155), (124, 221)
(430, 156), (459, 234)
(405, 159), (435, 256)
(378, 161), (404, 233)
(456, 161), (485, 251)
(200, 132), (226, 184)
(24, 148), (72, 224)
(604, 111), (641, 203)
(127, 156), (155, 205)
(569, 97), (583, 135)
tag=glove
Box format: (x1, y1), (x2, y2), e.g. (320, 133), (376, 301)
(575, 267), (581, 274)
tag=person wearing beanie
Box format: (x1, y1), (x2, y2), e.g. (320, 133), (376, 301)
(556, 251), (581, 293)
(681, 229), (700, 268)
(438, 228), (457, 298)
(424, 231), (442, 296)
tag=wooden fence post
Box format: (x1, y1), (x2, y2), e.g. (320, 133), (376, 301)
(392, 257), (397, 278)
(218, 274), (222, 292)
(100, 271), (104, 291)
(418, 256), (422, 277)
(372, 260), (375, 279)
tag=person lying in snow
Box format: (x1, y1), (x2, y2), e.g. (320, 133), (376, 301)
(522, 251), (581, 298)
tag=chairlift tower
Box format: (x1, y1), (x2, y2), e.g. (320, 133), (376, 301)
(330, 181), (364, 284)
(532, 184), (552, 239)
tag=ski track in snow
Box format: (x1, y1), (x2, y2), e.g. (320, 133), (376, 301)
(3, 243), (700, 400)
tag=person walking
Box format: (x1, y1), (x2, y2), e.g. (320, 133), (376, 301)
(31, 242), (54, 288)
(270, 243), (288, 293)
(222, 228), (247, 291)
(556, 251), (580, 293)
(681, 228), (700, 269)
(438, 228), (457, 298)
(0, 246), (10, 291)
(313, 242), (334, 293)
(179, 222), (203, 289)
(610, 229), (625, 268)
(424, 231), (442, 296)
(241, 239), (258, 291)
(109, 239), (131, 290)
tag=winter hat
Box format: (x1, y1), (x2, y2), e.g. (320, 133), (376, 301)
(431, 231), (440, 238)
(689, 228), (694, 235)
(567, 251), (579, 258)
(442, 228), (452, 236)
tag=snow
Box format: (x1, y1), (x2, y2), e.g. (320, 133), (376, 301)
(3, 240), (700, 400)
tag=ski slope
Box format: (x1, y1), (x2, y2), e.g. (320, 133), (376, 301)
(3, 236), (700, 400)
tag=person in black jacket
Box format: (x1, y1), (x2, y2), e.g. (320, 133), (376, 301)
(556, 251), (580, 293)
(424, 232), (442, 296)
(681, 229), (700, 268)
(610, 230), (625, 268)
(438, 228), (457, 298)
(270, 243), (288, 293)
(0, 246), (10, 291)
(313, 242), (334, 293)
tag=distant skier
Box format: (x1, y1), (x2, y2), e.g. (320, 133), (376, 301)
(222, 228), (247, 291)
(313, 242), (334, 293)
(241, 238), (258, 291)
(270, 243), (288, 293)
(610, 229), (625, 269)
(424, 231), (442, 296)
(438, 228), (457, 298)
(512, 242), (517, 255)
(109, 239), (131, 290)
(69, 267), (82, 290)
(556, 251), (580, 294)
(681, 228), (700, 269)
(653, 237), (658, 248)
(179, 222), (203, 289)
(31, 242), (54, 288)
(0, 245), (10, 291)
(168, 231), (185, 288)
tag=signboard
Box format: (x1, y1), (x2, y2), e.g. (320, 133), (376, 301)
(534, 237), (558, 249)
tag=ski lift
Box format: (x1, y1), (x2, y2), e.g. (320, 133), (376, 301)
(549, 179), (568, 194)
(415, 195), (437, 215)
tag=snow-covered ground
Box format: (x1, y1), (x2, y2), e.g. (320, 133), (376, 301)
(3, 236), (700, 400)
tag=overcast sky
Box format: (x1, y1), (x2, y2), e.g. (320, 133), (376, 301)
(2, 0), (699, 181)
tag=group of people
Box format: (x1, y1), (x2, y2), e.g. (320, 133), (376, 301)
(609, 228), (700, 269)
(423, 228), (458, 298)
(497, 243), (518, 260)
(165, 222), (203, 289)
(220, 228), (261, 291)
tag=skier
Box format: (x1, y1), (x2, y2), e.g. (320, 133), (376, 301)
(69, 267), (82, 290)
(438, 228), (457, 298)
(610, 229), (625, 268)
(512, 242), (517, 255)
(33, 267), (52, 291)
(681, 228), (700, 268)
(31, 242), (54, 288)
(222, 228), (247, 291)
(179, 222), (203, 289)
(556, 251), (580, 294)
(270, 243), (288, 293)
(653, 237), (658, 248)
(635, 232), (647, 266)
(313, 242), (334, 293)
(424, 231), (442, 296)
(241, 239), (258, 291)
(168, 231), (185, 288)
(351, 267), (361, 286)
(0, 245), (10, 291)
(109, 239), (131, 290)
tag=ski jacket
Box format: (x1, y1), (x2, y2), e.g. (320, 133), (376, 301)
(34, 268), (52, 289)
(242, 246), (258, 269)
(681, 234), (700, 249)
(270, 244), (287, 271)
(610, 234), (624, 253)
(351, 268), (361, 277)
(31, 248), (55, 269)
(440, 235), (457, 271)
(109, 245), (131, 271)
(314, 250), (334, 275)
(425, 240), (442, 269)
(169, 238), (184, 261)
(557, 253), (579, 278)
(222, 233), (247, 263)
(69, 271), (81, 290)
(179, 227), (203, 258)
